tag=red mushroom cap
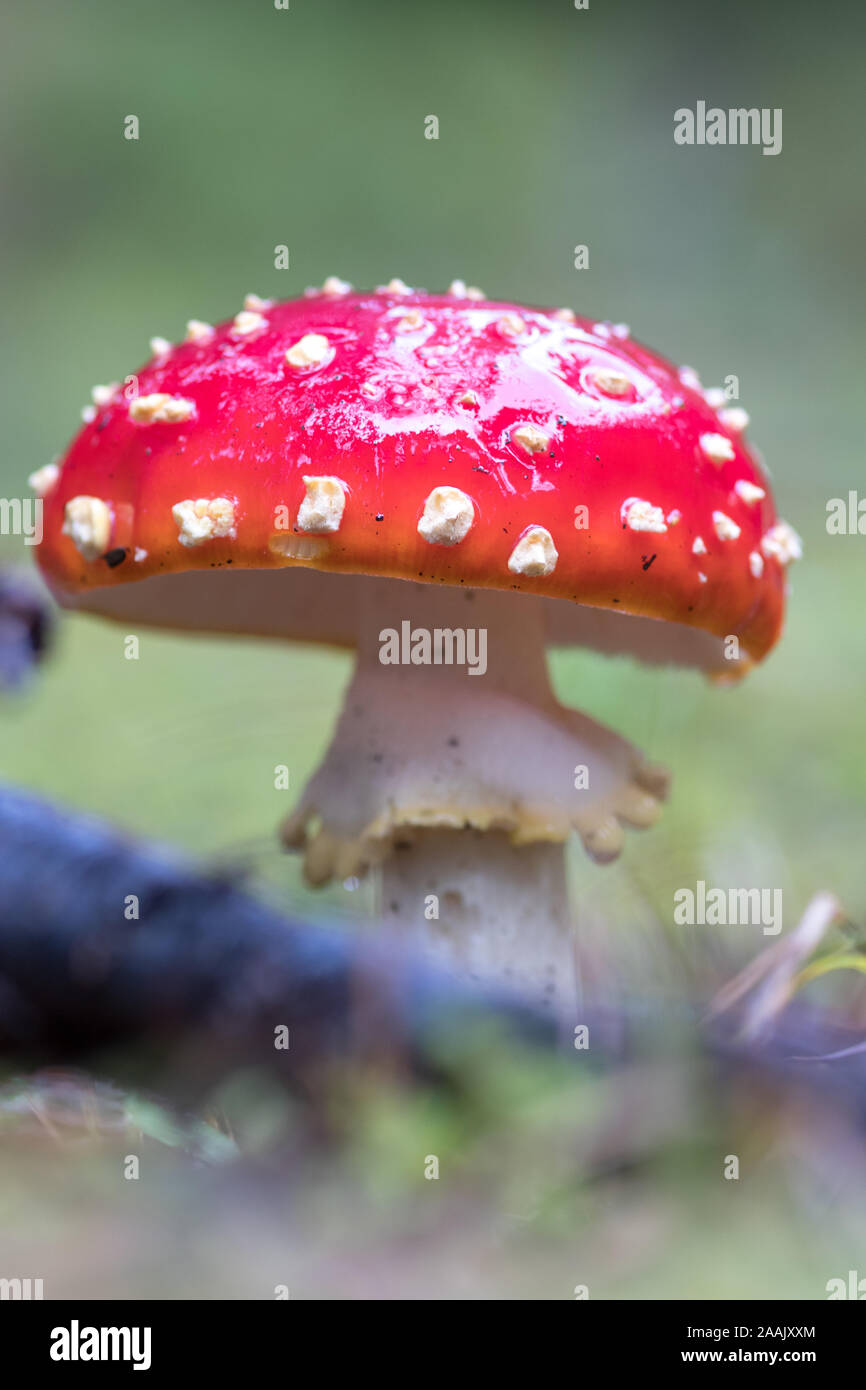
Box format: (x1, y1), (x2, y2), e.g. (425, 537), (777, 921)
(35, 284), (799, 676)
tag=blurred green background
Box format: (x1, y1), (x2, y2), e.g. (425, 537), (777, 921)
(0, 0), (864, 1299)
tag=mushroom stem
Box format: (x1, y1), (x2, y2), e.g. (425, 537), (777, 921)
(283, 580), (668, 1018)
(379, 828), (579, 1019)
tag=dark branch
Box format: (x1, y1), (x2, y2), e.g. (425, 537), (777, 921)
(0, 786), (552, 1105)
(0, 785), (864, 1127)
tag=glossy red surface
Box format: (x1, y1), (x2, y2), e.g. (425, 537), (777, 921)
(37, 288), (787, 664)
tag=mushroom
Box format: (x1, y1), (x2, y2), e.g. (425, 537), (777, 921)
(34, 284), (798, 1017)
